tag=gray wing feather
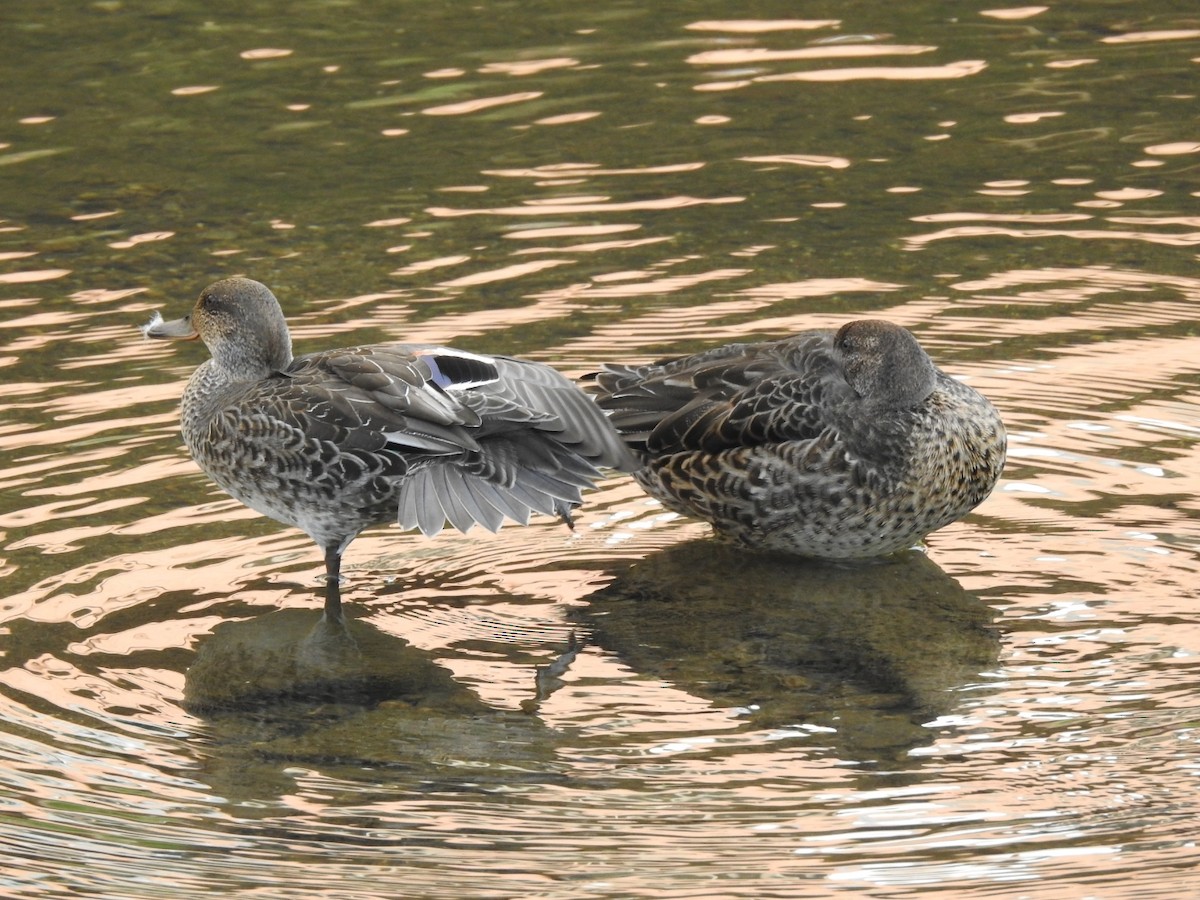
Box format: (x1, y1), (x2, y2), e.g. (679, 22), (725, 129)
(449, 475), (508, 532)
(458, 475), (531, 527)
(395, 464), (574, 536)
(429, 468), (477, 535)
(589, 332), (849, 456)
(278, 343), (633, 538)
(483, 357), (637, 472)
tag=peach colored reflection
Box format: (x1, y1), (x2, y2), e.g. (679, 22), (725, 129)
(1045, 58), (1098, 68)
(1144, 141), (1200, 155)
(914, 212), (1092, 224)
(70, 287), (146, 305)
(240, 48), (293, 59)
(758, 60), (987, 83)
(427, 195), (743, 218)
(796, 781), (1135, 894)
(953, 266), (1200, 294)
(504, 224), (641, 240)
(0, 148), (66, 166)
(439, 259), (572, 288)
(1095, 188), (1162, 200)
(1004, 111), (1064, 123)
(37, 380), (181, 421)
(0, 662), (201, 783)
(686, 20), (840, 32)
(950, 267), (1200, 310)
(551, 267), (751, 302)
(1108, 215), (1200, 226)
(534, 653), (743, 733)
(980, 6), (1048, 18)
(109, 231), (174, 250)
(370, 286), (584, 346)
(1100, 30), (1200, 44)
(0, 269), (70, 283)
(905, 225), (1200, 250)
(512, 236), (671, 256)
(389, 254), (472, 277)
(0, 408), (175, 455)
(741, 154), (850, 169)
(552, 277), (898, 358)
(18, 455), (195, 509)
(688, 45), (936, 66)
(1, 316), (92, 355)
(534, 112), (601, 125)
(478, 58), (578, 76)
(422, 92), (542, 116)
(1, 526), (311, 627)
(956, 341), (1199, 584)
(484, 162), (704, 178)
(4, 497), (148, 553)
(735, 276), (903, 301)
(998, 335), (1200, 423)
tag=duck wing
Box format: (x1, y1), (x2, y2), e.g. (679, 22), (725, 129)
(592, 331), (855, 456)
(277, 344), (633, 537)
(280, 346), (485, 456)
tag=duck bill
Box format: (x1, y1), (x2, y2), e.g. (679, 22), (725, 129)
(140, 311), (198, 341)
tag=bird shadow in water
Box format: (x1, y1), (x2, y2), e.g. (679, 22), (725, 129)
(183, 606), (559, 802)
(571, 540), (1002, 763)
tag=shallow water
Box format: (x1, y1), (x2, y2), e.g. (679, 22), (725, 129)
(2, 1), (1199, 897)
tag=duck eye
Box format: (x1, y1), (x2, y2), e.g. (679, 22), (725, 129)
(834, 325), (857, 352)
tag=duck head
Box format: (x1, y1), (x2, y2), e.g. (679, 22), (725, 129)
(142, 277), (294, 380)
(833, 320), (937, 409)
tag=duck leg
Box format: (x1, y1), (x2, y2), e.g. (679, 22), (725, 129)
(323, 545), (344, 623)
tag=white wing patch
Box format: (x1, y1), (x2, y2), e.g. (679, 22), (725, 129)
(413, 347), (500, 391)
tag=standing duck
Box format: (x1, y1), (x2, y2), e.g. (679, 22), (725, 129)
(587, 321), (1006, 558)
(143, 277), (635, 618)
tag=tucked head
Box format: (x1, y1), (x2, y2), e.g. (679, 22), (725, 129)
(143, 277), (293, 379)
(833, 320), (937, 408)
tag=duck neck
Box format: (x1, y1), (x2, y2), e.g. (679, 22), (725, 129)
(211, 329), (292, 383)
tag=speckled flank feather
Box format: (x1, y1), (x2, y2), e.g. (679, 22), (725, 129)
(149, 277), (635, 583)
(588, 321), (1006, 558)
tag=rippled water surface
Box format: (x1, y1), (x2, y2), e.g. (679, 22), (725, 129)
(2, 1), (1199, 897)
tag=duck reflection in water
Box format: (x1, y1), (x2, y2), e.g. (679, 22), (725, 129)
(184, 608), (559, 801)
(573, 541), (1000, 761)
(142, 277), (634, 621)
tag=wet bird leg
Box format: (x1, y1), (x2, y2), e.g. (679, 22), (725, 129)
(323, 545), (344, 623)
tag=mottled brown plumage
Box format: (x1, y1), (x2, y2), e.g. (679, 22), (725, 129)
(143, 277), (635, 617)
(588, 321), (1006, 558)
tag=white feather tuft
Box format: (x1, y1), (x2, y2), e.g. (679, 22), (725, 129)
(139, 311), (164, 340)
